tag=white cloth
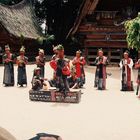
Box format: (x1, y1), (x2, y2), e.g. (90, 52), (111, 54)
(119, 58), (134, 82)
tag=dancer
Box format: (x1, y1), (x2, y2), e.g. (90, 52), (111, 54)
(16, 46), (28, 87)
(36, 49), (46, 78)
(94, 49), (108, 90)
(72, 50), (86, 87)
(3, 45), (15, 86)
(50, 45), (70, 97)
(135, 59), (140, 97)
(119, 51), (134, 91)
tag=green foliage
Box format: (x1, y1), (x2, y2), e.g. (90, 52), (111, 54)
(0, 0), (84, 43)
(37, 34), (55, 45)
(37, 37), (44, 45)
(46, 34), (55, 42)
(0, 0), (22, 5)
(125, 13), (140, 50)
(33, 0), (84, 42)
(0, 0), (10, 4)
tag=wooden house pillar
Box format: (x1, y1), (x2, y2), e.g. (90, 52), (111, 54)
(84, 47), (89, 65)
(108, 47), (111, 62)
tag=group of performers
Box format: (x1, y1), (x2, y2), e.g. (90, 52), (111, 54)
(3, 45), (28, 87)
(49, 44), (86, 97)
(94, 49), (140, 98)
(2, 44), (86, 96)
(93, 49), (137, 93)
(1, 44), (140, 98)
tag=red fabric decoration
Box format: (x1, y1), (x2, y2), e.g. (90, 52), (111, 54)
(62, 66), (70, 76)
(50, 60), (57, 71)
(72, 57), (86, 77)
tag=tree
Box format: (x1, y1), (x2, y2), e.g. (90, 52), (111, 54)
(0, 0), (22, 5)
(33, 0), (84, 43)
(0, 0), (84, 43)
(125, 12), (140, 50)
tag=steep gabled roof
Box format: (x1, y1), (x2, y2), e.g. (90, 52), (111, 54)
(0, 0), (44, 40)
(67, 0), (99, 38)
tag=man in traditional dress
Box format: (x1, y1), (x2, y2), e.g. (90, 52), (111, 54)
(72, 50), (86, 87)
(36, 49), (46, 78)
(119, 51), (134, 91)
(16, 46), (28, 87)
(32, 67), (46, 90)
(0, 46), (3, 64)
(3, 45), (15, 86)
(135, 59), (140, 97)
(50, 45), (70, 96)
(52, 45), (58, 60)
(68, 68), (80, 89)
(94, 49), (108, 90)
(49, 45), (58, 87)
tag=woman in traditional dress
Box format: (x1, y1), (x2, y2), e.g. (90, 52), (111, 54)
(16, 46), (28, 87)
(3, 45), (15, 86)
(72, 50), (86, 87)
(94, 49), (108, 90)
(36, 49), (46, 78)
(49, 45), (58, 87)
(119, 51), (134, 91)
(68, 68), (80, 89)
(135, 59), (140, 97)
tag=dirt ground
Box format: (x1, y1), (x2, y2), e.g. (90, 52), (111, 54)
(0, 63), (140, 140)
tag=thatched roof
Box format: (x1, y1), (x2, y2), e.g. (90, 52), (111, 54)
(0, 0), (44, 40)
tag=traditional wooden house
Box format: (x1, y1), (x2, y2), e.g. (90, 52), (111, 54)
(68, 0), (140, 65)
(0, 0), (44, 56)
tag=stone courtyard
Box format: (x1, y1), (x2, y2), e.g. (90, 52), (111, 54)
(0, 63), (140, 140)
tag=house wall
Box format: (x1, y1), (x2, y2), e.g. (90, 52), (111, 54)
(76, 0), (140, 65)
(0, 25), (42, 61)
